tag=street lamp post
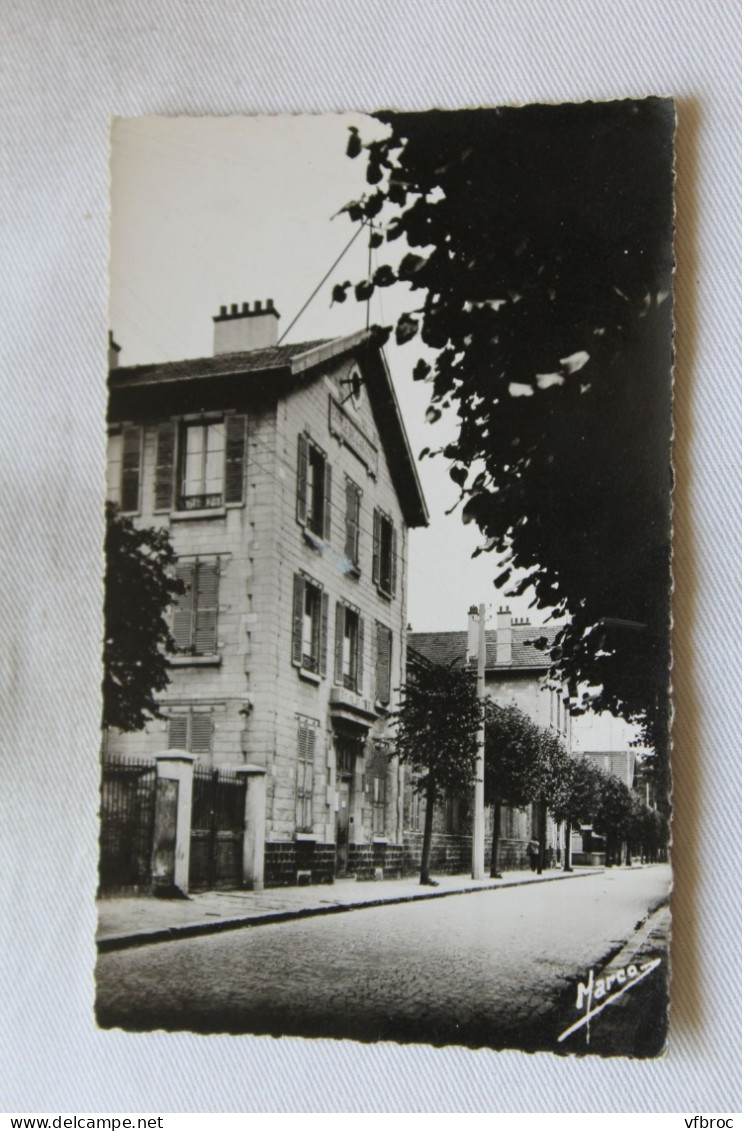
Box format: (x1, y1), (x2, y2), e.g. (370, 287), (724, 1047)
(472, 603), (486, 879)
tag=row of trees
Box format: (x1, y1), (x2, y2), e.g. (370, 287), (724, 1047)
(341, 103), (675, 810)
(394, 660), (668, 885)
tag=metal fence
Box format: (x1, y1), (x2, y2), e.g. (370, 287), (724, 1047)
(98, 754), (157, 896)
(189, 766), (246, 891)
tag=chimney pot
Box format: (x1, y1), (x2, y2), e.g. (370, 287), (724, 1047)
(266, 298), (275, 311)
(213, 299), (281, 355)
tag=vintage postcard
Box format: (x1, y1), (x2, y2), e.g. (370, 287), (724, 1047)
(96, 101), (675, 1057)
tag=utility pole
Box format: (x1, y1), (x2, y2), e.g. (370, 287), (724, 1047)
(472, 603), (486, 879)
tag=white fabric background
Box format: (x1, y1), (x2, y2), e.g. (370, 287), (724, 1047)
(0, 0), (740, 1114)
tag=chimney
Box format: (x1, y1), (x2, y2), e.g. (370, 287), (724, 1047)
(466, 605), (479, 661)
(213, 299), (280, 355)
(108, 330), (121, 370)
(496, 606), (512, 664)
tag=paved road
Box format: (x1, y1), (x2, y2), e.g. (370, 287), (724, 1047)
(96, 864), (670, 1054)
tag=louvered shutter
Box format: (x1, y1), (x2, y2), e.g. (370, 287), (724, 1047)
(172, 562), (195, 652)
(154, 422), (176, 512)
(190, 711), (213, 755)
(296, 434), (309, 524)
(356, 616), (364, 694)
(334, 602), (344, 685)
(224, 414), (246, 504)
(291, 575), (304, 666)
(168, 715), (188, 750)
(319, 591), (329, 677)
(390, 525), (398, 597)
(372, 509), (381, 585)
(322, 461), (332, 542)
(345, 480), (359, 563)
(194, 560), (219, 654)
(376, 623), (392, 705)
(120, 426), (142, 512)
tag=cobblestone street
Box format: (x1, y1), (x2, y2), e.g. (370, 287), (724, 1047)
(96, 864), (670, 1054)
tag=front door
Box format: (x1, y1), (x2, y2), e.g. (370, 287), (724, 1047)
(336, 776), (351, 874)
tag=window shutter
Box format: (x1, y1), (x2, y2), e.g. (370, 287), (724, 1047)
(190, 712), (213, 755)
(168, 715), (188, 750)
(323, 461), (332, 543)
(291, 574), (304, 666)
(390, 525), (398, 597)
(194, 560), (219, 654)
(356, 616), (364, 694)
(296, 434), (309, 525)
(319, 591), (329, 677)
(120, 426), (142, 512)
(224, 415), (246, 504)
(372, 509), (381, 585)
(154, 422), (176, 512)
(376, 623), (392, 705)
(334, 602), (344, 685)
(172, 562), (195, 651)
(345, 480), (359, 563)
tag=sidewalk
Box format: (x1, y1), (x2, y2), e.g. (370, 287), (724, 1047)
(97, 865), (604, 952)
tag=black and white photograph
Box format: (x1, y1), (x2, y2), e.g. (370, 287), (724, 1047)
(2, 0), (741, 1118)
(96, 101), (675, 1057)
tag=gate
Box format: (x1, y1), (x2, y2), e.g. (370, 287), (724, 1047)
(189, 766), (246, 890)
(98, 755), (157, 895)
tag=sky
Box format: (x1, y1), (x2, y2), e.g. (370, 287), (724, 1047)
(110, 113), (542, 634)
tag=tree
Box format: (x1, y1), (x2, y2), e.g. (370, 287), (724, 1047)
(103, 502), (184, 732)
(548, 755), (604, 872)
(483, 701), (542, 877)
(340, 101), (674, 807)
(393, 658), (482, 884)
(593, 771), (635, 867)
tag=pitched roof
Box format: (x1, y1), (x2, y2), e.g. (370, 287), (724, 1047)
(408, 625), (557, 671)
(109, 339), (331, 388)
(109, 327), (428, 528)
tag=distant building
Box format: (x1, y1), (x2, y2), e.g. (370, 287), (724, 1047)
(106, 301), (428, 889)
(408, 607), (570, 870)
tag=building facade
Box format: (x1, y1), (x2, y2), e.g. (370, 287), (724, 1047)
(409, 608), (571, 870)
(106, 302), (428, 888)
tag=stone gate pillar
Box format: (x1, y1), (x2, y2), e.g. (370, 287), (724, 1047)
(152, 752), (196, 898)
(236, 765), (267, 891)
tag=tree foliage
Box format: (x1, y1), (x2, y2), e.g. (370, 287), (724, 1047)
(103, 502), (184, 732)
(394, 658), (482, 882)
(341, 101), (674, 804)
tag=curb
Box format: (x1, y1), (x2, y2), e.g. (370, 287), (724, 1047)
(97, 867), (603, 953)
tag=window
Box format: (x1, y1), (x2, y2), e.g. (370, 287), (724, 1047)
(296, 720), (317, 830)
(168, 709), (213, 755)
(408, 786), (422, 831)
(292, 574), (328, 677)
(297, 434), (331, 541)
(373, 509), (397, 597)
(172, 558), (220, 655)
(153, 415), (246, 513)
(344, 477), (361, 570)
(375, 622), (393, 705)
(334, 603), (364, 692)
(372, 746), (388, 835)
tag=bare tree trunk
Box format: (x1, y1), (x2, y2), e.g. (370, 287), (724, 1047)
(563, 818), (573, 872)
(419, 782), (436, 885)
(490, 800), (502, 878)
(536, 800), (547, 875)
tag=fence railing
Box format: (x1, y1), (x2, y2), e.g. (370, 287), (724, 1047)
(98, 754), (157, 897)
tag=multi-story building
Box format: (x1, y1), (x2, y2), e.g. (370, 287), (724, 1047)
(105, 301), (428, 887)
(408, 608), (570, 870)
